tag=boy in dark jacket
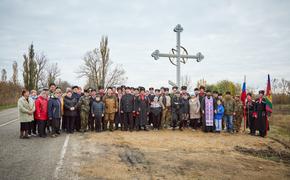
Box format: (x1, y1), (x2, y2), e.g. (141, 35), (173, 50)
(91, 94), (105, 132)
(214, 99), (224, 133)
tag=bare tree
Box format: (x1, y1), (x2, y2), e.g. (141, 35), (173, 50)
(271, 78), (279, 94)
(105, 64), (127, 88)
(46, 62), (61, 86)
(279, 78), (288, 94)
(287, 80), (290, 95)
(181, 75), (193, 91)
(99, 36), (110, 87)
(77, 36), (127, 89)
(1, 69), (7, 82)
(55, 78), (71, 92)
(35, 53), (48, 89)
(11, 61), (18, 84)
(23, 43), (38, 91)
(77, 49), (100, 89)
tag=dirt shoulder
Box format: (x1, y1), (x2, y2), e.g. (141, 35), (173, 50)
(60, 129), (290, 180)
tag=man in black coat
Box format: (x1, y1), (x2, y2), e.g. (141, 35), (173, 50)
(72, 86), (81, 131)
(135, 87), (149, 131)
(64, 90), (78, 133)
(171, 91), (184, 130)
(254, 90), (269, 137)
(120, 87), (135, 131)
(147, 87), (155, 126)
(246, 93), (256, 135)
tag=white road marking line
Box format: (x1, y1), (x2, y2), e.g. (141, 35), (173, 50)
(54, 134), (70, 180)
(0, 118), (18, 127)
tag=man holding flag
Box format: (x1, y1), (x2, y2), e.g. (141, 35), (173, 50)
(253, 74), (272, 137)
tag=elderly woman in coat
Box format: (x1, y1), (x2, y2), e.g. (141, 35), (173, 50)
(189, 94), (201, 131)
(18, 89), (35, 139)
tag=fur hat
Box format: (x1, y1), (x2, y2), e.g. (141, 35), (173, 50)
(72, 86), (78, 90)
(139, 87), (145, 91)
(181, 86), (187, 90)
(172, 86), (178, 90)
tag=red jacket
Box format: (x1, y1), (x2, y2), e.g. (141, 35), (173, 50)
(34, 96), (48, 120)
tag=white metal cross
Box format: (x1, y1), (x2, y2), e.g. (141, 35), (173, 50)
(151, 24), (204, 88)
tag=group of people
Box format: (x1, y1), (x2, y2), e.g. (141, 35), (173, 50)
(17, 83), (270, 139)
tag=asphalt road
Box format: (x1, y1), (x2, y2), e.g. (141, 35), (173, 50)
(0, 108), (71, 180)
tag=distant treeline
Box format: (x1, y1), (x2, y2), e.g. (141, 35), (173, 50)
(272, 94), (290, 105)
(0, 81), (22, 106)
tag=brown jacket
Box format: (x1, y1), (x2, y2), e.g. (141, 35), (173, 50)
(103, 94), (118, 114)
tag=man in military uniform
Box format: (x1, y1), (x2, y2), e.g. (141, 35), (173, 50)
(77, 89), (91, 132)
(103, 87), (118, 131)
(159, 87), (171, 129)
(234, 95), (243, 133)
(223, 91), (236, 133)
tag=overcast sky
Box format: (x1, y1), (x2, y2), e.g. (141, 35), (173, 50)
(0, 0), (290, 90)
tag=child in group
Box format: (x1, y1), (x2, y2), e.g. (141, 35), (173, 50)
(91, 94), (105, 132)
(215, 99), (224, 133)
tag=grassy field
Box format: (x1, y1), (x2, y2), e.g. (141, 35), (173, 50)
(0, 104), (16, 111)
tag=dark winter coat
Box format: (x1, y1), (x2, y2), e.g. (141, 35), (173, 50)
(171, 96), (183, 114)
(91, 101), (105, 116)
(64, 96), (78, 117)
(48, 97), (62, 119)
(120, 94), (135, 112)
(135, 95), (150, 126)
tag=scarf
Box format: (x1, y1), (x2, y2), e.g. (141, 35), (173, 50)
(205, 96), (214, 126)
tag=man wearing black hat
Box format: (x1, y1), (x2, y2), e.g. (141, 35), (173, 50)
(170, 86), (178, 99)
(253, 90), (269, 137)
(72, 86), (81, 131)
(115, 87), (123, 130)
(49, 83), (57, 98)
(171, 91), (184, 130)
(181, 86), (190, 128)
(148, 87), (155, 126)
(133, 88), (140, 128)
(135, 87), (149, 131)
(98, 86), (105, 100)
(245, 93), (256, 135)
(120, 87), (135, 131)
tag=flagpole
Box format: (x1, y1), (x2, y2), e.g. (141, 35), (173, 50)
(243, 75), (247, 132)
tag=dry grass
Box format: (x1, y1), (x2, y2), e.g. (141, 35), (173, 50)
(268, 113), (290, 147)
(62, 129), (290, 180)
(58, 105), (290, 180)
